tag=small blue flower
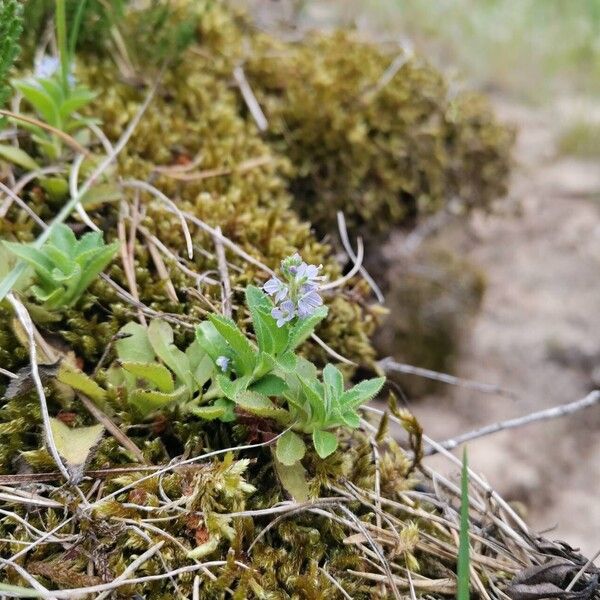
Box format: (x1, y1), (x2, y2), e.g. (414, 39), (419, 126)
(263, 277), (288, 303)
(215, 356), (230, 372)
(35, 56), (60, 79)
(297, 290), (323, 319)
(271, 300), (296, 328)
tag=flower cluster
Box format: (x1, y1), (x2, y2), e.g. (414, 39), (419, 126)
(263, 254), (325, 327)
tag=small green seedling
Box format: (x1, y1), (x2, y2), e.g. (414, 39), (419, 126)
(3, 223), (118, 309)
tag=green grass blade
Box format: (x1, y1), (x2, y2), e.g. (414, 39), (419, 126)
(457, 448), (470, 600)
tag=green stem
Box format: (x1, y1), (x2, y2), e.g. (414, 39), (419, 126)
(68, 0), (88, 58)
(55, 0), (70, 93)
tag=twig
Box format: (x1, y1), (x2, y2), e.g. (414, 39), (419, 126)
(69, 152), (100, 232)
(160, 155), (272, 182)
(6, 294), (70, 482)
(337, 211), (384, 303)
(310, 333), (357, 366)
(0, 166), (62, 218)
(565, 547), (600, 592)
(0, 558), (57, 600)
(233, 65), (268, 131)
(378, 357), (518, 399)
(0, 109), (89, 155)
(319, 566), (353, 600)
(428, 390), (600, 455)
(94, 541), (164, 600)
(0, 367), (17, 379)
(0, 181), (47, 229)
(77, 393), (145, 463)
(146, 238), (179, 303)
(321, 237), (364, 292)
(213, 226), (232, 318)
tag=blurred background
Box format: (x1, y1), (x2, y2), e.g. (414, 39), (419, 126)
(246, 0), (600, 556)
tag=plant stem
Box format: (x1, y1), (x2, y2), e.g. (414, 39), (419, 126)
(55, 0), (70, 94)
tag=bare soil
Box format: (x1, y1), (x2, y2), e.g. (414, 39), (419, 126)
(411, 99), (600, 557)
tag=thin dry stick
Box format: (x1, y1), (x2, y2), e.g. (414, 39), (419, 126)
(0, 180), (47, 229)
(7, 294), (70, 482)
(0, 165), (62, 217)
(213, 226), (232, 318)
(69, 152), (100, 232)
(233, 65), (268, 131)
(565, 547), (600, 592)
(94, 541), (164, 600)
(146, 240), (179, 302)
(429, 390), (600, 455)
(337, 211), (384, 303)
(320, 237), (364, 291)
(310, 333), (357, 366)
(378, 356), (518, 399)
(0, 109), (89, 155)
(0, 367), (17, 379)
(319, 566), (353, 600)
(78, 393), (145, 463)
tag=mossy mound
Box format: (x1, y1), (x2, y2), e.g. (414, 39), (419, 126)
(245, 31), (514, 237)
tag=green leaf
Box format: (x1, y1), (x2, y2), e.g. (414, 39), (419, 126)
(276, 430), (306, 466)
(312, 429), (338, 459)
(59, 86), (96, 120)
(217, 374), (251, 401)
(339, 410), (361, 428)
(49, 223), (77, 255)
(250, 374), (287, 397)
(196, 321), (230, 361)
(340, 377), (385, 409)
(273, 455), (310, 502)
(0, 582), (41, 598)
(67, 240), (118, 305)
(207, 314), (256, 375)
(49, 417), (104, 481)
(0, 144), (40, 170)
(298, 374), (326, 424)
(129, 386), (188, 417)
(286, 306), (328, 351)
(213, 398), (236, 422)
(323, 363), (344, 415)
(115, 322), (154, 363)
(13, 79), (60, 125)
(120, 361), (174, 393)
(252, 351), (275, 380)
(147, 319), (194, 392)
(246, 285), (288, 355)
(235, 390), (289, 423)
(57, 363), (107, 404)
(457, 449), (471, 600)
(189, 404), (227, 421)
(2, 241), (55, 284)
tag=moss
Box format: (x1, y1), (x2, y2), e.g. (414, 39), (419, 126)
(244, 30), (514, 237)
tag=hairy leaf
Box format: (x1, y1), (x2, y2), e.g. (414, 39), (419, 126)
(275, 430), (306, 466)
(312, 429), (338, 459)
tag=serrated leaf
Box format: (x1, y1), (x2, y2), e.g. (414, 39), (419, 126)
(273, 455), (310, 502)
(0, 144), (40, 170)
(115, 322), (154, 363)
(49, 418), (104, 482)
(340, 410), (361, 428)
(252, 351), (275, 380)
(286, 306), (328, 351)
(207, 314), (256, 375)
(196, 321), (230, 361)
(57, 363), (107, 404)
(298, 375), (326, 424)
(148, 319), (194, 392)
(275, 430), (306, 466)
(129, 386), (188, 417)
(189, 404), (227, 421)
(120, 361), (174, 393)
(235, 390), (289, 423)
(13, 79), (60, 125)
(340, 377), (385, 409)
(312, 429), (338, 459)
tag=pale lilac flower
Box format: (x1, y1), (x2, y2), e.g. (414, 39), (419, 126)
(263, 277), (288, 303)
(271, 300), (296, 327)
(35, 56), (60, 79)
(215, 356), (230, 372)
(297, 290), (323, 319)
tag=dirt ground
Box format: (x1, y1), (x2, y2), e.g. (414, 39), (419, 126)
(411, 99), (600, 558)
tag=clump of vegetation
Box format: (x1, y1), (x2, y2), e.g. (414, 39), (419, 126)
(0, 0), (22, 109)
(0, 1), (579, 598)
(245, 31), (514, 236)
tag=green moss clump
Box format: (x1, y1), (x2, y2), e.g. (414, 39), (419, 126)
(244, 31), (514, 237)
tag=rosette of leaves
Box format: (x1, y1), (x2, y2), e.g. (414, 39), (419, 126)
(2, 224), (118, 309)
(107, 319), (219, 419)
(196, 286), (385, 465)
